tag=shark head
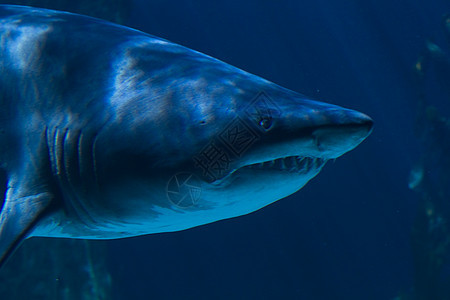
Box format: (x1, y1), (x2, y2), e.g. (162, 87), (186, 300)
(91, 53), (373, 234)
(202, 88), (373, 186)
(175, 82), (373, 221)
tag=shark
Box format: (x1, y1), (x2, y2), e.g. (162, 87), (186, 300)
(0, 5), (373, 267)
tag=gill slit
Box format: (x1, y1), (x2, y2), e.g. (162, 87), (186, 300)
(51, 127), (96, 226)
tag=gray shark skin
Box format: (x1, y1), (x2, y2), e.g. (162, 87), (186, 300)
(0, 5), (373, 267)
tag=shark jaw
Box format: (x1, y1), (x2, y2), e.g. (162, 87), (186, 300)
(210, 155), (328, 188)
(238, 156), (327, 174)
(208, 117), (373, 188)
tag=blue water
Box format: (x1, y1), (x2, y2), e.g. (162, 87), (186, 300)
(106, 1), (450, 299)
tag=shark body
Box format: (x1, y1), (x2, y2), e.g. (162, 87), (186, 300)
(0, 5), (372, 267)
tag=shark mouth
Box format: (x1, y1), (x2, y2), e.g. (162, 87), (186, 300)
(241, 156), (327, 174)
(210, 156), (329, 185)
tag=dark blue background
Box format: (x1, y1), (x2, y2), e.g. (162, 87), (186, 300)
(107, 1), (450, 299)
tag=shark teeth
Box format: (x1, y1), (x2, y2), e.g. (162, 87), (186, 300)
(244, 156), (327, 173)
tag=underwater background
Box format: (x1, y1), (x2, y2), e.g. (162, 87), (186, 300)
(1, 0), (450, 299)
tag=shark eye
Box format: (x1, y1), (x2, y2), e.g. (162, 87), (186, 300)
(259, 117), (273, 130)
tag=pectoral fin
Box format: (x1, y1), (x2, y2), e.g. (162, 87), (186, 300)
(0, 191), (53, 268)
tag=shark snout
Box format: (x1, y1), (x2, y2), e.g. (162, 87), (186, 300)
(311, 109), (373, 158)
(232, 100), (372, 169)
